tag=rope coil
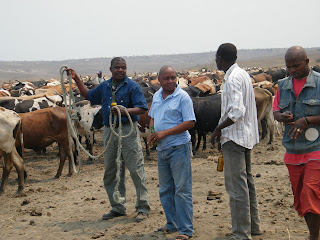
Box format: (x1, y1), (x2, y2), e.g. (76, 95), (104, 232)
(59, 66), (134, 203)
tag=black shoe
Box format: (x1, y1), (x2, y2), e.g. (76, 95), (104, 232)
(102, 210), (125, 220)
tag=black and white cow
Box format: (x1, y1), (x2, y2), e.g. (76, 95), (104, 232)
(0, 95), (63, 113)
(75, 100), (102, 162)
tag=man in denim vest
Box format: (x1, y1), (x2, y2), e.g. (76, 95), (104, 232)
(67, 57), (150, 222)
(273, 46), (320, 240)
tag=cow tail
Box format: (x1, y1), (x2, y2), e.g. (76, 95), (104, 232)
(16, 120), (24, 158)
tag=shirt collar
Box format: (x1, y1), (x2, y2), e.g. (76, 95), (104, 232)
(106, 76), (129, 88)
(159, 84), (181, 97)
(283, 68), (315, 89)
(156, 84), (181, 101)
(223, 63), (238, 82)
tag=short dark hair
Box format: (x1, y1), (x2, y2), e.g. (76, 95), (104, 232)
(216, 43), (237, 64)
(111, 57), (126, 67)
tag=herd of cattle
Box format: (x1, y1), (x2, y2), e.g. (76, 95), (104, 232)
(1, 65), (320, 196)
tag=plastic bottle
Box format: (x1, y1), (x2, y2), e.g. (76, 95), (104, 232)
(150, 126), (157, 148)
(217, 153), (224, 172)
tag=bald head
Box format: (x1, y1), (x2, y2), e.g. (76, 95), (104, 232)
(285, 46), (310, 79)
(159, 65), (176, 78)
(285, 46), (308, 62)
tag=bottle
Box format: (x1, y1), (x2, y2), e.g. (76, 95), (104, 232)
(150, 126), (157, 148)
(217, 153), (224, 172)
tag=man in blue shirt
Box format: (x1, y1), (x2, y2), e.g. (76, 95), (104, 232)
(68, 57), (150, 222)
(149, 66), (196, 240)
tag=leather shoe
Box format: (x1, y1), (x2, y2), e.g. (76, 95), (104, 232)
(102, 210), (125, 220)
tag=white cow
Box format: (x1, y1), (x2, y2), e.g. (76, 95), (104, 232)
(0, 107), (25, 195)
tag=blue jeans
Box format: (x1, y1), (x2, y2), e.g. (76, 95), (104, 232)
(157, 143), (193, 236)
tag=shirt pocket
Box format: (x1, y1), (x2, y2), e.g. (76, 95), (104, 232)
(117, 92), (130, 106)
(167, 100), (181, 120)
(278, 101), (290, 112)
(302, 99), (320, 116)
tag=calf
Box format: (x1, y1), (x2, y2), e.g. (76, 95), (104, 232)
(0, 107), (25, 195)
(18, 107), (77, 178)
(76, 100), (102, 162)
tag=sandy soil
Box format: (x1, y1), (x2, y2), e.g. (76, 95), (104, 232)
(0, 132), (310, 240)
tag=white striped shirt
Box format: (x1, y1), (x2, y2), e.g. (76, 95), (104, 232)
(220, 63), (259, 149)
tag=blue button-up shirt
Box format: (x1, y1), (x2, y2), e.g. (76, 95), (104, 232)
(149, 85), (196, 151)
(88, 76), (148, 126)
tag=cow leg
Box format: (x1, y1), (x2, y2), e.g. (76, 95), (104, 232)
(143, 137), (150, 157)
(266, 113), (275, 145)
(0, 152), (13, 195)
(68, 139), (77, 177)
(202, 132), (207, 151)
(67, 148), (77, 177)
(196, 130), (202, 151)
(189, 128), (196, 155)
(55, 143), (67, 178)
(85, 137), (94, 163)
(11, 148), (25, 194)
(261, 119), (267, 140)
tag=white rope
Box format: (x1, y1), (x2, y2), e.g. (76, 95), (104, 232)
(59, 66), (134, 203)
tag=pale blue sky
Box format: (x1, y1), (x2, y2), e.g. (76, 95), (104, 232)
(1, 0), (319, 61)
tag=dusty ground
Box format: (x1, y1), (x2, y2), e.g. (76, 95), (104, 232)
(0, 133), (310, 240)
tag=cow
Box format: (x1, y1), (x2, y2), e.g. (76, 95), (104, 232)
(34, 84), (78, 96)
(9, 81), (36, 97)
(17, 107), (77, 178)
(0, 88), (11, 97)
(254, 87), (275, 145)
(183, 86), (211, 97)
(0, 96), (63, 113)
(250, 73), (272, 83)
(190, 94), (221, 154)
(75, 100), (102, 162)
(188, 76), (210, 86)
(141, 86), (160, 99)
(178, 77), (189, 88)
(266, 68), (288, 83)
(0, 107), (25, 195)
(191, 88), (275, 154)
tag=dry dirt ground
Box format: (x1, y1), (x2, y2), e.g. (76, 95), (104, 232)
(0, 133), (310, 240)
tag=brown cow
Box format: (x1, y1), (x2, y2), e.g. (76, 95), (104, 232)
(18, 107), (77, 178)
(0, 107), (25, 195)
(35, 84), (78, 96)
(188, 76), (210, 86)
(250, 73), (272, 83)
(254, 87), (275, 145)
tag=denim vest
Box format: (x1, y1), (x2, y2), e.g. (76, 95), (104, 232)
(278, 69), (320, 154)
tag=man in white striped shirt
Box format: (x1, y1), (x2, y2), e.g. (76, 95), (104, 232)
(210, 43), (261, 240)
